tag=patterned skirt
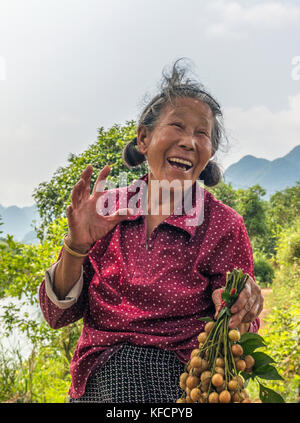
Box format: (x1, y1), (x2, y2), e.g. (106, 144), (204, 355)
(69, 342), (186, 403)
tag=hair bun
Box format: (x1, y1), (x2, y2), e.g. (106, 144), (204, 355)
(122, 137), (146, 169)
(199, 161), (222, 187)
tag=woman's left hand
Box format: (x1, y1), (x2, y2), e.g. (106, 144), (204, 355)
(212, 275), (264, 332)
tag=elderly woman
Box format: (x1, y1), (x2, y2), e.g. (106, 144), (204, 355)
(39, 60), (263, 403)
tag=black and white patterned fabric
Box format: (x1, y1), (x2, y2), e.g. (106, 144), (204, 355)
(69, 342), (185, 403)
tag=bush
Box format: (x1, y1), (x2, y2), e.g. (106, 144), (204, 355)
(259, 265), (300, 403)
(276, 220), (300, 267)
(253, 252), (275, 285)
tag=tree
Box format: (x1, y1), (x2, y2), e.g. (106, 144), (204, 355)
(235, 185), (268, 240)
(210, 181), (238, 210)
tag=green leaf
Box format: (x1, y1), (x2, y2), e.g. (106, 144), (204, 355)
(216, 307), (228, 320)
(221, 292), (231, 302)
(240, 332), (265, 344)
(198, 317), (214, 322)
(251, 351), (275, 370)
(258, 381), (285, 403)
(254, 364), (284, 381)
(239, 333), (266, 354)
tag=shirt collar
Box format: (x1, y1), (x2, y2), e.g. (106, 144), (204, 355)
(124, 172), (205, 240)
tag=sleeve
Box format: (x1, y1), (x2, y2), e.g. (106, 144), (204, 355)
(39, 248), (95, 329)
(205, 215), (260, 333)
(44, 260), (83, 309)
(39, 228), (115, 329)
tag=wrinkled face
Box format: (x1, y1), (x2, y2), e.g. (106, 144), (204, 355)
(137, 97), (214, 187)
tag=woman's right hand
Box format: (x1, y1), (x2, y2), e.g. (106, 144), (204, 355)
(65, 165), (133, 253)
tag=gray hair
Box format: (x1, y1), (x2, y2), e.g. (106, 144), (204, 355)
(122, 58), (228, 186)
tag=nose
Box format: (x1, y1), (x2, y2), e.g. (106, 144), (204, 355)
(178, 133), (197, 150)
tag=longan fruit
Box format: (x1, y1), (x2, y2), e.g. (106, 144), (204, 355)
(201, 392), (208, 401)
(204, 321), (215, 333)
(197, 332), (207, 343)
(180, 372), (189, 383)
(176, 398), (186, 403)
(208, 392), (219, 403)
(232, 344), (244, 357)
(186, 375), (199, 390)
(215, 366), (225, 375)
(241, 398), (252, 403)
(179, 372), (188, 389)
(190, 387), (201, 402)
(236, 359), (246, 372)
(228, 329), (240, 342)
(200, 380), (210, 392)
(185, 395), (193, 403)
(228, 379), (238, 391)
(191, 348), (200, 358)
(191, 367), (202, 377)
(232, 375), (244, 389)
(180, 380), (186, 390)
(232, 391), (246, 402)
(200, 370), (211, 382)
(190, 356), (202, 368)
(200, 359), (209, 371)
(219, 390), (231, 403)
(244, 355), (255, 369)
(216, 357), (225, 368)
(212, 373), (224, 388)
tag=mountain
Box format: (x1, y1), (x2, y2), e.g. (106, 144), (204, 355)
(0, 204), (40, 243)
(224, 145), (300, 199)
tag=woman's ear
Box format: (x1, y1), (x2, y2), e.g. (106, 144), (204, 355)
(137, 125), (149, 156)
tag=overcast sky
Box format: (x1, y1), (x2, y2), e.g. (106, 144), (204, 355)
(0, 0), (300, 207)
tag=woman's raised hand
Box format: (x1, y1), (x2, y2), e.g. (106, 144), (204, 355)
(65, 165), (133, 253)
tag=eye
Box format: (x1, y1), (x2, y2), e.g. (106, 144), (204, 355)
(170, 122), (183, 128)
(196, 130), (209, 137)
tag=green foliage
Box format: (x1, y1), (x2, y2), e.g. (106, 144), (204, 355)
(234, 185), (267, 239)
(32, 121), (147, 240)
(258, 265), (300, 403)
(0, 217), (81, 403)
(276, 218), (300, 267)
(267, 181), (300, 231)
(210, 181), (238, 209)
(253, 251), (275, 285)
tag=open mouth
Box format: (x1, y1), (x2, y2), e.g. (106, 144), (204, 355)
(167, 157), (193, 172)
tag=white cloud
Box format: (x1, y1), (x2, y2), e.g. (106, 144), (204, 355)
(219, 91), (300, 169)
(205, 0), (300, 39)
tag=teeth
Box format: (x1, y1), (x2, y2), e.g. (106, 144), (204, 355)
(168, 157), (193, 167)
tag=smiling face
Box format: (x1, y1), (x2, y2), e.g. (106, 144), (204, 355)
(137, 96), (214, 188)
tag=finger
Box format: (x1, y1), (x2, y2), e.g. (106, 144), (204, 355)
(81, 165), (93, 181)
(92, 165), (110, 196)
(71, 179), (85, 208)
(230, 282), (251, 314)
(211, 289), (223, 319)
(66, 204), (73, 219)
(81, 170), (92, 200)
(243, 295), (264, 323)
(229, 295), (257, 328)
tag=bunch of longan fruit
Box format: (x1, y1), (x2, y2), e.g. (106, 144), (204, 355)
(176, 322), (262, 403)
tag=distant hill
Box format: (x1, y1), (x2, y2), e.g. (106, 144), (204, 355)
(0, 204), (40, 244)
(224, 145), (300, 199)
